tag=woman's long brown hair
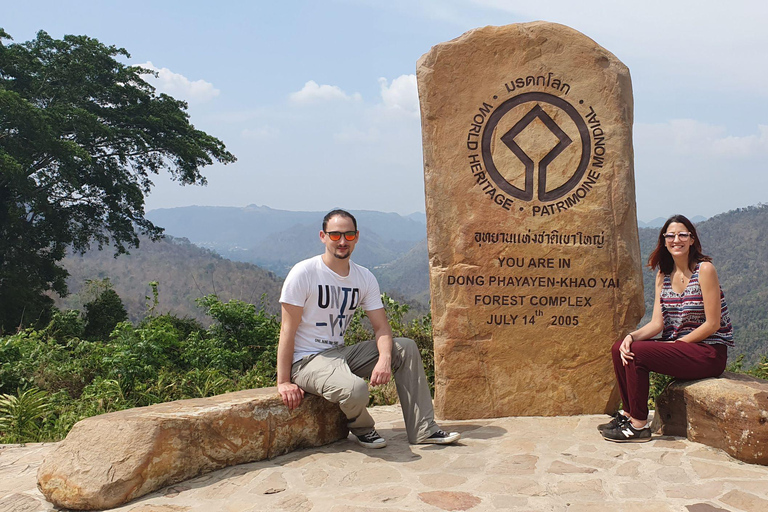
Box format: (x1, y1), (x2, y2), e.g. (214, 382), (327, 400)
(647, 214), (711, 274)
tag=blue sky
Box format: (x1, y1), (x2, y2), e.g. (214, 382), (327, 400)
(3, 0), (767, 222)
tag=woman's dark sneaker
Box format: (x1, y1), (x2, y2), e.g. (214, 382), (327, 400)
(355, 430), (387, 449)
(597, 411), (629, 432)
(420, 429), (461, 444)
(602, 421), (652, 443)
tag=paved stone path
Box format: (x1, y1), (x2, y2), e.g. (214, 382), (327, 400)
(1, 406), (767, 511)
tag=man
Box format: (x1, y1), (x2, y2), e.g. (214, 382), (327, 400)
(277, 209), (460, 448)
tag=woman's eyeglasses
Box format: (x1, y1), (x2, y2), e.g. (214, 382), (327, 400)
(325, 231), (358, 241)
(663, 232), (691, 242)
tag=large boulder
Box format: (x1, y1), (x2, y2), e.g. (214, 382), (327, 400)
(417, 21), (643, 419)
(37, 389), (347, 510)
(654, 372), (768, 465)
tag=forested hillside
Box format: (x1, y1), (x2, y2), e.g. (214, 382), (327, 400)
(372, 238), (430, 308)
(58, 236), (283, 323)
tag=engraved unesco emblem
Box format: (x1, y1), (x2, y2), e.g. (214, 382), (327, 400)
(482, 92), (591, 202)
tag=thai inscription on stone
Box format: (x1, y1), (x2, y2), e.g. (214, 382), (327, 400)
(417, 22), (645, 419)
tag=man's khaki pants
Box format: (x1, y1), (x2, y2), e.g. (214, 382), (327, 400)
(290, 337), (439, 444)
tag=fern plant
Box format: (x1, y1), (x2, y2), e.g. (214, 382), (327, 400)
(0, 388), (51, 443)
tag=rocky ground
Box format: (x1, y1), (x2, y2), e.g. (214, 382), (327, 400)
(1, 406), (767, 511)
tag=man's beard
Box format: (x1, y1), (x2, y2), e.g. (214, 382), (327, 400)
(334, 250), (350, 260)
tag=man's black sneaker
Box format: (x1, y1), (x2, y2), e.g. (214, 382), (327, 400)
(597, 411), (629, 433)
(355, 430), (387, 449)
(602, 421), (652, 443)
(419, 429), (461, 445)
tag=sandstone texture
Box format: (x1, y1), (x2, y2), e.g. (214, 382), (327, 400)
(654, 372), (768, 466)
(417, 22), (643, 419)
(36, 389), (347, 510)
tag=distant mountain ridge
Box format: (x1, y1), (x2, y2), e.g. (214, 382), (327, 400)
(372, 238), (430, 307)
(147, 205), (427, 276)
(638, 214), (707, 228)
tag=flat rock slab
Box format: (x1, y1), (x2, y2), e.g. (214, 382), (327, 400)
(654, 372), (768, 465)
(37, 389), (347, 510)
(417, 21), (643, 419)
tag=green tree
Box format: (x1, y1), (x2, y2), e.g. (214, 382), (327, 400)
(83, 288), (128, 340)
(0, 29), (235, 332)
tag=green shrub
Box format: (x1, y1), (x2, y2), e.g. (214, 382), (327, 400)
(180, 368), (233, 398)
(196, 295), (280, 371)
(44, 310), (85, 343)
(32, 337), (102, 398)
(83, 289), (128, 341)
(747, 355), (768, 380)
(0, 331), (43, 394)
(79, 377), (133, 415)
(181, 331), (249, 372)
(104, 320), (180, 390)
(648, 372), (674, 409)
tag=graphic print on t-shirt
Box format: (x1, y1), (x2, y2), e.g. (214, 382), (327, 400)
(314, 284), (360, 340)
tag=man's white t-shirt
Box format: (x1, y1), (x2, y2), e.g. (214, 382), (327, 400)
(280, 255), (385, 363)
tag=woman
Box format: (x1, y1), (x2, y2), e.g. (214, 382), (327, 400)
(600, 214), (733, 442)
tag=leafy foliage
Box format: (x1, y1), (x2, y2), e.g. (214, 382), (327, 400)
(0, 288), (433, 443)
(83, 287), (128, 340)
(195, 295), (281, 372)
(0, 29), (235, 332)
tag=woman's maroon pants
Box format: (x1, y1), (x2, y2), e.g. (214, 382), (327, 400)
(611, 339), (727, 421)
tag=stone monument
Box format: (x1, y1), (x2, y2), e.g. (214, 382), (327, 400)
(417, 22), (644, 419)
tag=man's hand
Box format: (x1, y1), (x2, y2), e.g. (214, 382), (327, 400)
(365, 308), (394, 387)
(277, 303), (304, 410)
(370, 357), (392, 386)
(278, 382), (305, 410)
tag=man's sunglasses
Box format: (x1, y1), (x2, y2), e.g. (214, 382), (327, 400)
(325, 231), (358, 241)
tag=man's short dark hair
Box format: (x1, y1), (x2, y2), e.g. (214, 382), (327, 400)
(323, 209), (357, 231)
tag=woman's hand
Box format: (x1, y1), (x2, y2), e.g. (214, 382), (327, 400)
(619, 334), (635, 366)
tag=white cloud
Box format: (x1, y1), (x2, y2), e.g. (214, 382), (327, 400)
(711, 126), (768, 158)
(138, 61), (220, 103)
(289, 80), (362, 104)
(635, 120), (768, 158)
(379, 74), (419, 114)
